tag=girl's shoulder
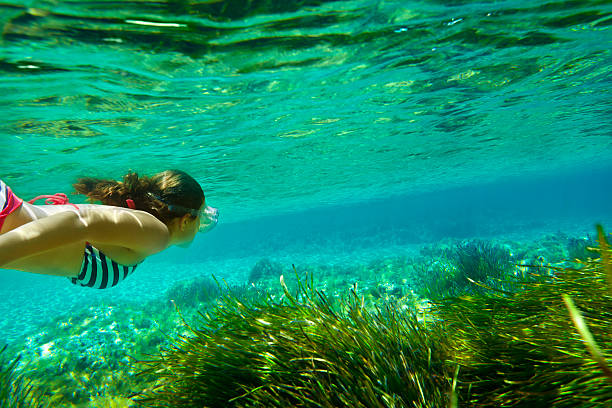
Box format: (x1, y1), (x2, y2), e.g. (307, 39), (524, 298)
(78, 204), (170, 256)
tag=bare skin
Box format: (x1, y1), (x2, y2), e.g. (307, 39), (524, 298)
(0, 201), (201, 278)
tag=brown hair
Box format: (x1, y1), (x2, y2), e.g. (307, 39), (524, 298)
(73, 170), (205, 225)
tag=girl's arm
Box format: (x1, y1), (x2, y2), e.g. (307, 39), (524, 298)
(0, 208), (169, 267)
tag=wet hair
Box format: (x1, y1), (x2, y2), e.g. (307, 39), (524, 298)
(73, 170), (205, 225)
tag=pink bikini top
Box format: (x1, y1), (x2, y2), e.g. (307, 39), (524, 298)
(0, 181), (24, 228)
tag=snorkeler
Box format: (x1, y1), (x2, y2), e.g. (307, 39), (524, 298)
(0, 170), (218, 289)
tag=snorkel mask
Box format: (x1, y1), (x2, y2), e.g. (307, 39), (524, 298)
(148, 192), (219, 233)
(198, 205), (219, 233)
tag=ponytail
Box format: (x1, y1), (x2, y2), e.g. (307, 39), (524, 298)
(73, 170), (204, 225)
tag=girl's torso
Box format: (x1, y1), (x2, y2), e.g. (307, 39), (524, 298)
(1, 202), (145, 277)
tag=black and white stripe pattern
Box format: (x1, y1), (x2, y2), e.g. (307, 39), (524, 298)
(0, 180), (7, 210)
(70, 244), (138, 289)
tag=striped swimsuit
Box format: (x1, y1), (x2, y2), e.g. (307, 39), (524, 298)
(70, 244), (139, 289)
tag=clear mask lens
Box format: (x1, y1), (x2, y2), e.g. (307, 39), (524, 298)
(199, 205), (219, 233)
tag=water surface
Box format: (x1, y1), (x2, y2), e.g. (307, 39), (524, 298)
(1, 0), (610, 222)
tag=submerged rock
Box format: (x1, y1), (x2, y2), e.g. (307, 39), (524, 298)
(248, 258), (284, 284)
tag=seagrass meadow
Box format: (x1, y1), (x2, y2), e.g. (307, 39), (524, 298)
(2, 227), (610, 407)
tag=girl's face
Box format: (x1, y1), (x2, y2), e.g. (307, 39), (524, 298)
(175, 203), (218, 248)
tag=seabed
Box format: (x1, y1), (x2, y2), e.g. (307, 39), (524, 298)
(1, 227), (611, 407)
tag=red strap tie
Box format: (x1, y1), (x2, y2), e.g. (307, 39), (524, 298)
(28, 193), (79, 210)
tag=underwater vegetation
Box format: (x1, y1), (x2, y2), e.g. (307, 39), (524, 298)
(135, 274), (454, 408)
(452, 240), (513, 282)
(437, 231), (612, 406)
(417, 239), (519, 299)
(135, 229), (612, 407)
(0, 345), (49, 408)
(566, 234), (599, 261)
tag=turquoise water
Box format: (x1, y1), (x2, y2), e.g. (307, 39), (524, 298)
(1, 0), (612, 405)
(2, 0), (611, 222)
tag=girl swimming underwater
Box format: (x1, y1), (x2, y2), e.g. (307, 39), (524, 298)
(0, 170), (218, 289)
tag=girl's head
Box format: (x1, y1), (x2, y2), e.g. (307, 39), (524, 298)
(73, 170), (217, 240)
